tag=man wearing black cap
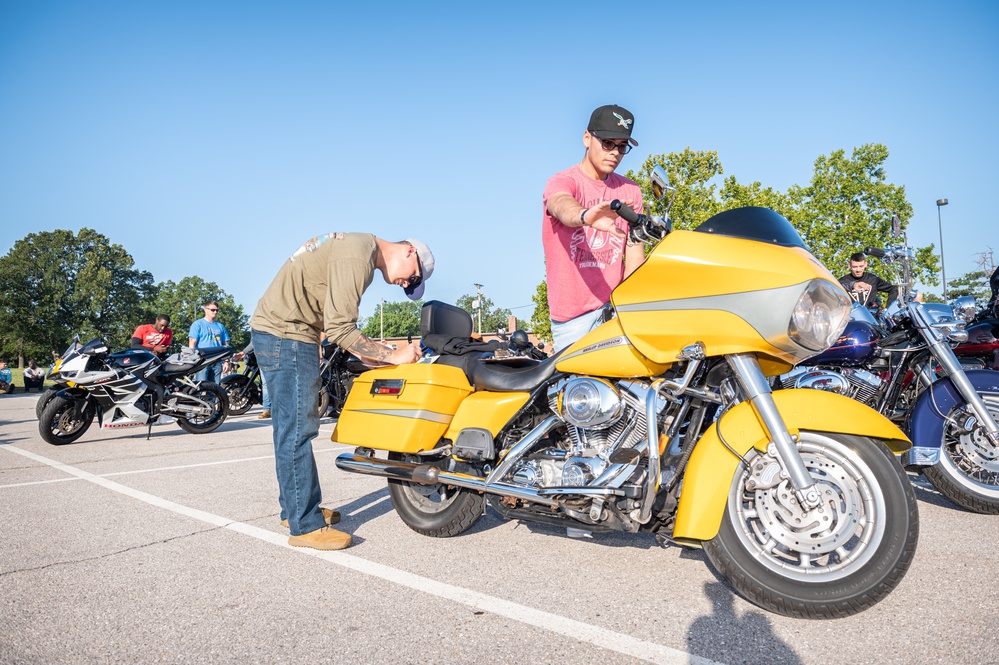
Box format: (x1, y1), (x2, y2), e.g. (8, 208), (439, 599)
(542, 104), (645, 352)
(250, 233), (433, 551)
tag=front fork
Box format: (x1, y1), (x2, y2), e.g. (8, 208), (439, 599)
(913, 304), (999, 446)
(727, 354), (822, 510)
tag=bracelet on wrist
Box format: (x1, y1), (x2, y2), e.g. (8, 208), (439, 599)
(579, 208), (589, 226)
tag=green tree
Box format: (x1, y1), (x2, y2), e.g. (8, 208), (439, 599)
(455, 293), (511, 335)
(530, 279), (552, 345)
(0, 228), (155, 364)
(946, 270), (992, 306)
(150, 276), (249, 351)
(359, 299), (422, 338)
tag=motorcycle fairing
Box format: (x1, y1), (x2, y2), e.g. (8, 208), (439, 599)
(904, 369), (999, 457)
(612, 230), (844, 371)
(672, 389), (910, 544)
(332, 363), (474, 453)
(555, 317), (673, 378)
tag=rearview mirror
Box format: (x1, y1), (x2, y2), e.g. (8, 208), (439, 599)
(651, 165), (670, 200)
(891, 213), (901, 239)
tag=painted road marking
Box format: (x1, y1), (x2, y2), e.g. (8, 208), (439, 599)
(1, 443), (720, 665)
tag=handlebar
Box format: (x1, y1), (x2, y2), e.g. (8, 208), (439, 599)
(864, 247), (887, 259)
(610, 199), (671, 244)
(611, 199), (641, 225)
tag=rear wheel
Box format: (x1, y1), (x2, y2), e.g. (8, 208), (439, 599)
(174, 383), (229, 434)
(923, 394), (999, 514)
(702, 432), (918, 619)
(220, 375), (255, 416)
(386, 452), (484, 537)
(38, 395), (95, 445)
(317, 389), (330, 418)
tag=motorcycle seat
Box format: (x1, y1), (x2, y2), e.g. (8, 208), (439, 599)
(463, 349), (566, 392)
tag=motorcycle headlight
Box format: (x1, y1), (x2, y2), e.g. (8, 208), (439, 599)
(950, 296), (977, 323)
(788, 279), (852, 351)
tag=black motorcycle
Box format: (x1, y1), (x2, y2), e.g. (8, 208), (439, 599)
(38, 338), (233, 445)
(221, 342), (365, 418)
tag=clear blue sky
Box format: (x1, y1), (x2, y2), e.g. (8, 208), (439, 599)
(2, 1), (996, 325)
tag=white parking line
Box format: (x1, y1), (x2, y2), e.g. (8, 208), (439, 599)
(1, 443), (718, 665)
(0, 445), (353, 489)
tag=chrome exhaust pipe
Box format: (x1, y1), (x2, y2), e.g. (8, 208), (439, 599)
(335, 452), (559, 507)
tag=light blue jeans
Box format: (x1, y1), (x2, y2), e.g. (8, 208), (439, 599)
(551, 304), (609, 352)
(195, 360), (221, 384)
(251, 329), (325, 536)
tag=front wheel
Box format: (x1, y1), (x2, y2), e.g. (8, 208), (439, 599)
(702, 432), (918, 619)
(35, 386), (61, 420)
(923, 394), (999, 514)
(39, 394), (96, 445)
(386, 452), (485, 537)
(220, 374), (256, 416)
(317, 388), (330, 418)
(174, 382), (229, 434)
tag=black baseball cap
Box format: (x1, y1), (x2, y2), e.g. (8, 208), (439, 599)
(587, 104), (638, 146)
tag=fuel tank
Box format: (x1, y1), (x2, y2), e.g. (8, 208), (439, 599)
(108, 349), (158, 370)
(805, 319), (882, 366)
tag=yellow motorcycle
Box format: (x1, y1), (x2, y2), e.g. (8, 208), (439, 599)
(334, 166), (918, 619)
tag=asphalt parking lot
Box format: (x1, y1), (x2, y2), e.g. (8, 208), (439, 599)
(2, 391), (998, 665)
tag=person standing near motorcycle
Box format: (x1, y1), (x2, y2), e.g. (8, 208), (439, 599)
(838, 252), (899, 312)
(131, 314), (174, 358)
(188, 301), (231, 383)
(542, 104), (646, 352)
(250, 233), (432, 551)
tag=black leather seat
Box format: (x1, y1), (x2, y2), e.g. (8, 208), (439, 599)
(466, 350), (565, 392)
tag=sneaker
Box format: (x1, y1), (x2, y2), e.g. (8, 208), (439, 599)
(280, 508), (341, 528)
(257, 410), (271, 419)
(288, 526), (352, 551)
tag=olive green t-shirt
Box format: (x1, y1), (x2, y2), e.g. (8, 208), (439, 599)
(249, 232), (376, 348)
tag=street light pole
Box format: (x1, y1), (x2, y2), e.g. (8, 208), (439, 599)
(936, 198), (949, 300)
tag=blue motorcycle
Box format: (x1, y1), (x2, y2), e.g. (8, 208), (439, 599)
(776, 219), (999, 513)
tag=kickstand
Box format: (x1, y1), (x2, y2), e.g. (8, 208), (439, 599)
(147, 419), (153, 440)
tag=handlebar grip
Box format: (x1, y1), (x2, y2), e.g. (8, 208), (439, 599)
(864, 247), (886, 258)
(610, 199), (640, 225)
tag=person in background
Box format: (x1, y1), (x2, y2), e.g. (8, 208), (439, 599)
(131, 314), (174, 358)
(838, 252), (898, 313)
(0, 359), (14, 394)
(23, 361), (45, 392)
(250, 232), (432, 551)
(542, 104), (646, 352)
(189, 300), (231, 383)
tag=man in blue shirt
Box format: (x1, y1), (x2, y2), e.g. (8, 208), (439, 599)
(0, 359), (13, 394)
(188, 300), (231, 383)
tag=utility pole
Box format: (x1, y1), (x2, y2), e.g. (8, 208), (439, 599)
(473, 283), (484, 335)
(379, 297), (384, 341)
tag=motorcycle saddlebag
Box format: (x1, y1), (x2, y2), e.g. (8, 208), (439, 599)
(332, 362), (473, 453)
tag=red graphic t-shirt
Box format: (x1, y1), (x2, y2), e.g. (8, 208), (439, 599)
(133, 324), (173, 351)
(542, 165), (643, 321)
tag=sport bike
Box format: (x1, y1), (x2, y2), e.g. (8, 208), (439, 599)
(39, 339), (232, 444)
(776, 220), (999, 513)
(332, 166), (918, 619)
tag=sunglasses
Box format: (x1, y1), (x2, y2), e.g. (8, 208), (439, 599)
(590, 132), (632, 155)
(406, 247), (423, 289)
(206, 308), (218, 312)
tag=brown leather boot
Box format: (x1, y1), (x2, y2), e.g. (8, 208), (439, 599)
(288, 526), (352, 551)
(280, 507), (341, 528)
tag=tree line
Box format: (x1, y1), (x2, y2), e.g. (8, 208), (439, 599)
(3, 143), (989, 364)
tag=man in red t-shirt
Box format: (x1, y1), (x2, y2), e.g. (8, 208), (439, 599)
(542, 104), (646, 352)
(131, 314), (174, 358)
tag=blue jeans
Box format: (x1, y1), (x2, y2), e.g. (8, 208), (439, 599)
(195, 360), (221, 384)
(261, 373), (271, 410)
(251, 329), (325, 535)
(551, 304), (610, 352)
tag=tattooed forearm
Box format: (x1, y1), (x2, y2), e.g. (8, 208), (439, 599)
(347, 334), (395, 363)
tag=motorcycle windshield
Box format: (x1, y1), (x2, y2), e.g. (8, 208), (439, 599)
(693, 206), (807, 249)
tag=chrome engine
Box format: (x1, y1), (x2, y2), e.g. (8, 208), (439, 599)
(507, 377), (654, 491)
(778, 366), (884, 407)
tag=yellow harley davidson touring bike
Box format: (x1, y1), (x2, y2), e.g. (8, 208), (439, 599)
(334, 167), (918, 619)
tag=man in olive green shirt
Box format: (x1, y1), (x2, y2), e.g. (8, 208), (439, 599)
(250, 232), (434, 551)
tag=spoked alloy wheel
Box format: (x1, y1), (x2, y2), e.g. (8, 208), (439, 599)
(219, 375), (255, 416)
(702, 432), (918, 619)
(923, 394), (999, 514)
(38, 395), (96, 445)
(174, 383), (229, 434)
(386, 452), (484, 537)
